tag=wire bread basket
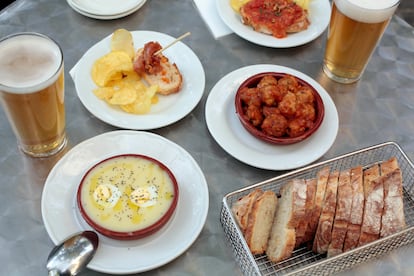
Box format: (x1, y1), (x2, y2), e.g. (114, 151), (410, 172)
(220, 142), (414, 275)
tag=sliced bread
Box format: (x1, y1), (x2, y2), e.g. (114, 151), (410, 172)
(343, 166), (364, 252)
(313, 170), (339, 254)
(266, 179), (307, 262)
(296, 178), (317, 247)
(244, 190), (278, 254)
(231, 189), (263, 233)
(358, 164), (383, 246)
(327, 169), (352, 257)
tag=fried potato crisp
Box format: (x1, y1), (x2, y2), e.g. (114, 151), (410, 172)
(91, 29), (161, 114)
(111, 28), (135, 59)
(91, 51), (133, 87)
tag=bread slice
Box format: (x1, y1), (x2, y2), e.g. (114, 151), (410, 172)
(313, 170), (339, 254)
(343, 166), (364, 252)
(380, 167), (406, 238)
(305, 167), (330, 245)
(134, 48), (183, 95)
(231, 189), (263, 233)
(327, 169), (352, 257)
(358, 164), (383, 246)
(244, 191), (278, 254)
(266, 179), (307, 263)
(296, 178), (317, 247)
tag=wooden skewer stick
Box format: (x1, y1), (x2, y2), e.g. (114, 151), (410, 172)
(154, 32), (191, 55)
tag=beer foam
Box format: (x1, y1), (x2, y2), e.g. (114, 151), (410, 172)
(0, 34), (63, 94)
(336, 0), (399, 24)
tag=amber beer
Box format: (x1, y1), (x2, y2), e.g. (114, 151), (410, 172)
(323, 0), (400, 84)
(0, 33), (66, 157)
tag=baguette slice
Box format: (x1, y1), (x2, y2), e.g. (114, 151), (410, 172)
(343, 166), (364, 252)
(313, 170), (339, 254)
(296, 178), (317, 247)
(266, 179), (307, 263)
(328, 169), (352, 257)
(380, 168), (406, 238)
(231, 189), (263, 233)
(245, 191), (278, 254)
(358, 164), (383, 246)
(305, 167), (330, 245)
(134, 48), (183, 95)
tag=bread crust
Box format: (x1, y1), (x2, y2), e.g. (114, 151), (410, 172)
(328, 169), (352, 257)
(306, 167), (330, 244)
(297, 178), (316, 247)
(231, 189), (263, 233)
(343, 166), (364, 252)
(358, 164), (383, 246)
(313, 171), (339, 254)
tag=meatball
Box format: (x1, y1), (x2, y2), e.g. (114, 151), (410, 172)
(295, 86), (314, 104)
(296, 103), (316, 122)
(246, 104), (263, 126)
(278, 75), (299, 93)
(278, 92), (297, 118)
(239, 87), (261, 107)
(257, 75), (278, 89)
(287, 118), (308, 138)
(261, 113), (288, 137)
(259, 84), (286, 106)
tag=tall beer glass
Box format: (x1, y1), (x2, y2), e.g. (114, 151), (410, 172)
(0, 33), (66, 157)
(323, 0), (400, 84)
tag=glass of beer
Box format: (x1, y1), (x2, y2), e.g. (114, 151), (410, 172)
(0, 33), (66, 157)
(323, 0), (400, 84)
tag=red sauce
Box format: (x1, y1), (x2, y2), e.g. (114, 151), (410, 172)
(242, 0), (306, 38)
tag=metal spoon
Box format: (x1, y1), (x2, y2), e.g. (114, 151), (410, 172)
(46, 231), (99, 276)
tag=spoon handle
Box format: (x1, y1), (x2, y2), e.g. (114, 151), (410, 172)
(48, 270), (60, 276)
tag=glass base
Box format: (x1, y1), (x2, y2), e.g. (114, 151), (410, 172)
(19, 135), (67, 158)
(323, 64), (361, 84)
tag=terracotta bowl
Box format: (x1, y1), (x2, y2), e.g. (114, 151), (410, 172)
(235, 72), (324, 145)
(77, 154), (179, 240)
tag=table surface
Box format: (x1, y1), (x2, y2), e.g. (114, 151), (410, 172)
(1, 0), (414, 275)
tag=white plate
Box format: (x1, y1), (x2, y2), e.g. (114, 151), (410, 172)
(205, 64), (339, 171)
(70, 0), (144, 16)
(41, 130), (209, 274)
(67, 0), (146, 19)
(72, 31), (205, 129)
(216, 0), (331, 48)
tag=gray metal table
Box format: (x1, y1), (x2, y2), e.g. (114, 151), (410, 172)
(1, 0), (414, 275)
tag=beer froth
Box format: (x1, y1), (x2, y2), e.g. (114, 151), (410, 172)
(336, 0), (400, 23)
(0, 34), (62, 94)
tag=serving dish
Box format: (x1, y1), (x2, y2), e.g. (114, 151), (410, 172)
(41, 130), (209, 274)
(205, 64), (338, 170)
(221, 141), (414, 275)
(71, 30), (205, 130)
(77, 154), (179, 240)
(216, 0), (331, 48)
(235, 72), (324, 145)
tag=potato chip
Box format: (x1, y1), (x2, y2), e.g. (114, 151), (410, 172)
(93, 87), (115, 101)
(91, 51), (133, 87)
(121, 85), (158, 114)
(107, 81), (137, 105)
(111, 29), (135, 59)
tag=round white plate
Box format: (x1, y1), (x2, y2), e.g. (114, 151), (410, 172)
(72, 31), (205, 129)
(70, 0), (145, 16)
(216, 0), (331, 48)
(41, 130), (209, 274)
(205, 64), (339, 171)
(67, 0), (146, 20)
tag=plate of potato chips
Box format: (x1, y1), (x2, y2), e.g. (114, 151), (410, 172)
(71, 30), (205, 130)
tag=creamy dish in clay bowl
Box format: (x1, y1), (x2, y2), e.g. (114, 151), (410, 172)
(77, 154), (179, 240)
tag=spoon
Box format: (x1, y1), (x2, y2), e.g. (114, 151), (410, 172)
(46, 231), (99, 276)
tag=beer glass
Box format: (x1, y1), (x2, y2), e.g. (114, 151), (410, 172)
(0, 33), (66, 157)
(323, 0), (400, 84)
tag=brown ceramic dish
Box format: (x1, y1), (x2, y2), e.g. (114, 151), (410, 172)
(77, 154), (179, 240)
(235, 72), (325, 145)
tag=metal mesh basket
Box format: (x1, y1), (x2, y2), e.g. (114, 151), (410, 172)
(220, 142), (414, 275)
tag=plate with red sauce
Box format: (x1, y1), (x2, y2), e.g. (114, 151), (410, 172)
(205, 64), (339, 170)
(216, 0), (331, 48)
